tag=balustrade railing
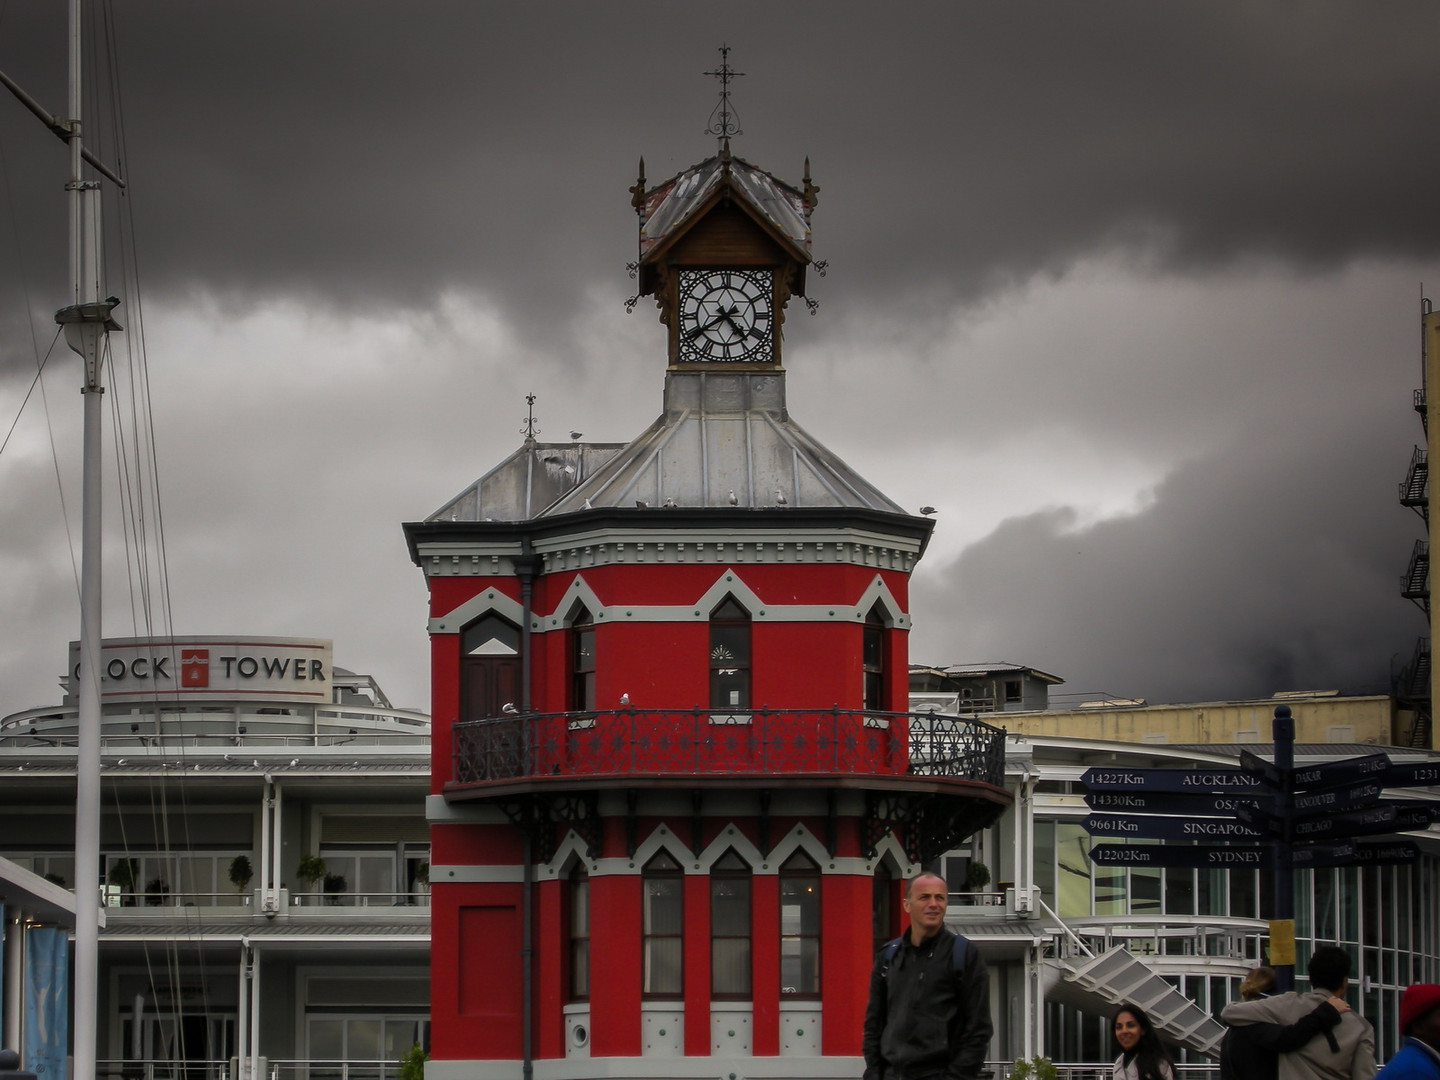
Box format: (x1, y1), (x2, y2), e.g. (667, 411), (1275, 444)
(451, 707), (1006, 787)
(99, 889), (429, 910)
(94, 1061), (1219, 1080)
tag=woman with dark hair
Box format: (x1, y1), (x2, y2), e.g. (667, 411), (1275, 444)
(1113, 1003), (1175, 1080)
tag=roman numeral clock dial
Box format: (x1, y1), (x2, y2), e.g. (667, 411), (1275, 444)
(678, 269), (774, 364)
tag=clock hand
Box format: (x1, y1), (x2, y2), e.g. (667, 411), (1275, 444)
(687, 304), (740, 340)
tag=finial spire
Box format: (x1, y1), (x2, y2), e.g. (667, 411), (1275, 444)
(703, 44), (744, 153)
(521, 392), (539, 442)
(630, 156), (647, 219)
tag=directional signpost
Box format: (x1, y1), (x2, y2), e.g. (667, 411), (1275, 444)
(1078, 704), (1440, 991)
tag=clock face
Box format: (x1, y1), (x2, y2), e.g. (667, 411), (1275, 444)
(678, 269), (774, 363)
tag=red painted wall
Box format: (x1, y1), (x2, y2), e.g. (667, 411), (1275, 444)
(820, 873), (874, 1055)
(431, 882), (525, 1059)
(588, 872), (642, 1056)
(535, 877), (565, 1058)
(422, 543), (922, 1065)
(751, 874), (780, 1055)
(683, 874), (711, 1055)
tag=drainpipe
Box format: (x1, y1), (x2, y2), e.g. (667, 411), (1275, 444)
(513, 542), (541, 1080)
(522, 831), (535, 1080)
(515, 543), (538, 713)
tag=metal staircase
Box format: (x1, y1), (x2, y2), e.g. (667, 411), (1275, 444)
(1403, 540), (1430, 611)
(1052, 946), (1227, 1058)
(1401, 446), (1429, 519)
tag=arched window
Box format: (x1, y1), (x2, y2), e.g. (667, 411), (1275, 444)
(460, 613), (521, 723)
(710, 598), (751, 712)
(566, 865), (589, 1001)
(570, 607), (595, 711)
(863, 603), (887, 711)
(642, 850), (683, 998)
(710, 849), (751, 998)
(779, 850), (821, 998)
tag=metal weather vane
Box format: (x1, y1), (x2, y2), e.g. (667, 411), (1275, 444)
(703, 44), (744, 152)
(521, 392), (540, 441)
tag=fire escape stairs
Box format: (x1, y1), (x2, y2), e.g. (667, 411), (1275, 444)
(1400, 446), (1429, 519)
(1049, 946), (1227, 1058)
(1412, 711), (1435, 749)
(1402, 540), (1430, 609)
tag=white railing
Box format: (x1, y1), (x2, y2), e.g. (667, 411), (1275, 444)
(97, 1061), (1219, 1080)
(101, 890), (429, 910)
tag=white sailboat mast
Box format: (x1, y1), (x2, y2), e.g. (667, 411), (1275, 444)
(57, 1), (119, 1076)
(0, 5), (125, 1075)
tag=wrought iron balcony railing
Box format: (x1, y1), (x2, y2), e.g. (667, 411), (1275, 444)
(450, 707), (1006, 789)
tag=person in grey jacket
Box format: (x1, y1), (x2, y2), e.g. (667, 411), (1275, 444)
(1221, 946), (1376, 1080)
(863, 873), (991, 1080)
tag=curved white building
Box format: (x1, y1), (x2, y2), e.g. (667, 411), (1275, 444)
(0, 636), (431, 1080)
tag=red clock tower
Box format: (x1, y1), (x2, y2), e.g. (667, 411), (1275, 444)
(404, 131), (1009, 1080)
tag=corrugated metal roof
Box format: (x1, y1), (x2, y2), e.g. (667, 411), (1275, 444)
(640, 154), (809, 257)
(428, 441), (626, 522)
(916, 662), (1065, 684)
(538, 372), (906, 514)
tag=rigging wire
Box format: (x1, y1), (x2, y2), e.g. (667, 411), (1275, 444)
(88, 0), (209, 1060)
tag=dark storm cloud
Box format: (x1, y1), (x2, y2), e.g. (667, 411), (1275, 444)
(1, 2), (1435, 714)
(911, 388), (1425, 704)
(3, 2), (1437, 331)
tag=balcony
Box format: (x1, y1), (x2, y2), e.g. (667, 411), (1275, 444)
(451, 707), (1005, 789)
(447, 708), (1010, 862)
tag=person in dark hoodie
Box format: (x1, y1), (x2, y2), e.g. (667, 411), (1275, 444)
(863, 873), (991, 1080)
(1220, 966), (1351, 1080)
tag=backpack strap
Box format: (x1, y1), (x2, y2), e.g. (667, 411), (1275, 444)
(881, 933), (970, 973)
(952, 933), (969, 972)
(880, 935), (904, 967)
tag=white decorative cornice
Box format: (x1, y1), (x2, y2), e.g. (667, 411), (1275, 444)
(416, 525), (923, 579)
(431, 569), (911, 634)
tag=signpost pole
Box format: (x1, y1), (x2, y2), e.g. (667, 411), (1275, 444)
(1271, 704), (1296, 991)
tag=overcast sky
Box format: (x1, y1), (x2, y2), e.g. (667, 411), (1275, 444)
(1, 2), (1437, 714)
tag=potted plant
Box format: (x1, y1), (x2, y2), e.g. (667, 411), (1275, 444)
(296, 854), (326, 904)
(144, 877), (171, 906)
(1007, 1057), (1056, 1080)
(323, 872), (348, 906)
(107, 858), (138, 906)
(965, 860), (992, 894)
(398, 1043), (428, 1080)
(229, 855), (254, 901)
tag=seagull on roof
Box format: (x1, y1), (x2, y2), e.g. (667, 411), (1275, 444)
(662, 497), (678, 509)
(582, 497), (593, 510)
(775, 489), (788, 507)
(619, 692), (631, 706)
(571, 430), (583, 441)
(727, 490), (738, 506)
(502, 702), (519, 714)
(289, 758), (299, 767)
(635, 499), (649, 508)
(920, 506), (937, 516)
